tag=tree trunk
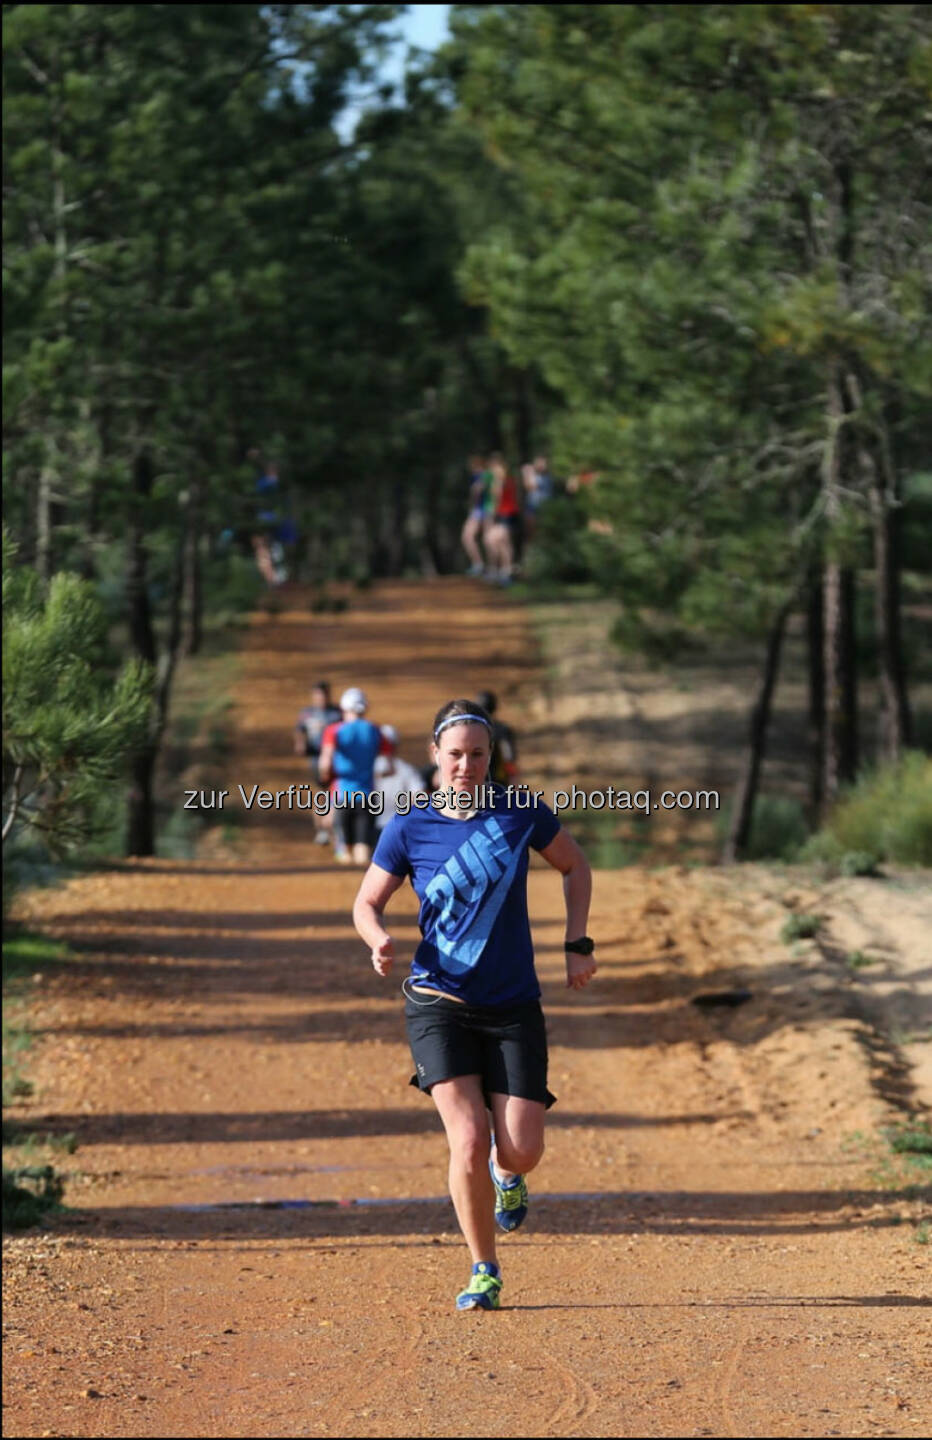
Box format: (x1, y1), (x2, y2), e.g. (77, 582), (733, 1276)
(183, 476), (204, 656)
(84, 386), (112, 580)
(36, 460), (53, 582)
(722, 602), (792, 864)
(421, 480), (443, 576)
(37, 111), (69, 582)
(125, 448), (157, 854)
(386, 478), (407, 576)
(823, 562), (859, 809)
(822, 362), (859, 812)
(126, 449), (157, 664)
(806, 565), (824, 821)
(126, 493), (189, 856)
(158, 510), (188, 737)
(126, 742), (157, 857)
(868, 415), (912, 761)
(839, 568), (859, 782)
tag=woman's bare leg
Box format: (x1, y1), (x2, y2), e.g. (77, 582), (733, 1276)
(430, 1075), (497, 1265)
(489, 1093), (546, 1181)
(461, 515), (483, 570)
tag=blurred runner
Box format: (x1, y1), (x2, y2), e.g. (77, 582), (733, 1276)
(294, 681), (342, 845)
(475, 689), (519, 786)
(373, 725), (424, 830)
(487, 454), (522, 585)
(461, 454), (491, 577)
(318, 687), (388, 866)
(252, 460), (283, 587)
(521, 454), (555, 543)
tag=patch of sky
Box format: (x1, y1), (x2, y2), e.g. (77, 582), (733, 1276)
(336, 4), (451, 141)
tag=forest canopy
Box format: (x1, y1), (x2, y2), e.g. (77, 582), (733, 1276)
(3, 4), (930, 859)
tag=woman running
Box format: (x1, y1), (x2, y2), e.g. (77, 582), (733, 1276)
(487, 454), (523, 585)
(461, 454), (491, 577)
(352, 699), (595, 1312)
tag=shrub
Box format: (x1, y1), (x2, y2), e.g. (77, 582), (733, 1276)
(523, 494), (593, 585)
(802, 751), (932, 869)
(716, 792), (809, 861)
(1, 1165), (63, 1230)
(780, 913), (821, 943)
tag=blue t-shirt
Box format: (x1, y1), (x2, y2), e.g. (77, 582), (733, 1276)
(331, 718), (382, 797)
(372, 787), (561, 1007)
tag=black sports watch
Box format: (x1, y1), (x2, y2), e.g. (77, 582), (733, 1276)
(564, 936), (595, 956)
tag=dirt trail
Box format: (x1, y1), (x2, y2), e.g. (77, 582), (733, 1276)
(4, 579), (930, 1439)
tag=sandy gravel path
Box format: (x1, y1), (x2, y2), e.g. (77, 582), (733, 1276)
(3, 579), (930, 1438)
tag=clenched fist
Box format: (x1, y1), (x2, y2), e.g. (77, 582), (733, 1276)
(566, 952), (597, 990)
(371, 936), (395, 977)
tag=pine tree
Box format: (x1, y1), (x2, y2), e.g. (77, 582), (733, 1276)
(452, 3), (932, 848)
(2, 532), (152, 856)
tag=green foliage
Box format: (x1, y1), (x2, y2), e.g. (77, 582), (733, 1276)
(2, 930), (68, 985)
(801, 751), (932, 868)
(2, 534), (153, 857)
(717, 792), (809, 862)
(451, 0), (932, 759)
(886, 1123), (932, 1158)
(204, 552), (265, 621)
(522, 493), (592, 586)
(780, 913), (822, 943)
(2, 929), (76, 1223)
(1, 1164), (64, 1230)
(845, 950), (877, 970)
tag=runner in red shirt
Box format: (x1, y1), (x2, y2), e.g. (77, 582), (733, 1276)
(487, 454), (522, 586)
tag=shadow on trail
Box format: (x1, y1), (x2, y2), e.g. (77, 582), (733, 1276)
(47, 1183), (932, 1242)
(57, 909), (375, 933)
(25, 924), (925, 1118)
(512, 1294), (932, 1311)
(7, 1107), (752, 1147)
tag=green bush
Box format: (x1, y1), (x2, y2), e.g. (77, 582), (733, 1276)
(716, 792), (809, 861)
(204, 551), (264, 616)
(2, 1165), (64, 1230)
(2, 533), (152, 865)
(780, 913), (821, 943)
(802, 751), (932, 869)
(523, 494), (593, 586)
(887, 1122), (932, 1157)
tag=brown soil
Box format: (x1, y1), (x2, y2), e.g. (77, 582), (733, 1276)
(3, 578), (930, 1439)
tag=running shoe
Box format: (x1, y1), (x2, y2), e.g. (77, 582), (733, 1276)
(489, 1157), (528, 1232)
(455, 1264), (502, 1312)
(333, 843), (351, 865)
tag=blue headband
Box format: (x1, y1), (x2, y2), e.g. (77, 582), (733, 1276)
(434, 713), (491, 740)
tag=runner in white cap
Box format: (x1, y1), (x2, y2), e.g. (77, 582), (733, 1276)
(318, 689), (387, 866)
(373, 725), (424, 831)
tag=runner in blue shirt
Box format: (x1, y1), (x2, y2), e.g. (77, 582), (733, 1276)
(352, 698), (595, 1312)
(319, 688), (386, 866)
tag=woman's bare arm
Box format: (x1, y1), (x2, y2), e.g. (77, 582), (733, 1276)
(538, 828), (595, 990)
(353, 864), (405, 976)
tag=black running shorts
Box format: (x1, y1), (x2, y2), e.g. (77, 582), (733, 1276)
(404, 992), (555, 1109)
(333, 806), (375, 849)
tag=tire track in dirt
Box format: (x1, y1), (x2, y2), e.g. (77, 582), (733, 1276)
(717, 1311), (753, 1439)
(544, 1353), (600, 1435)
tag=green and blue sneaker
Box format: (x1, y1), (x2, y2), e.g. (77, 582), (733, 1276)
(456, 1262), (502, 1312)
(489, 1157), (528, 1232)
